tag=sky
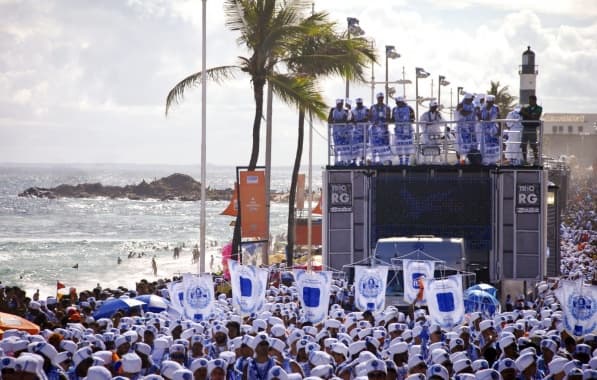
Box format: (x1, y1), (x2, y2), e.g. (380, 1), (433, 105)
(1, 0), (596, 166)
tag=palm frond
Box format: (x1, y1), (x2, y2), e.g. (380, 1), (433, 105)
(165, 65), (241, 116)
(268, 73), (327, 120)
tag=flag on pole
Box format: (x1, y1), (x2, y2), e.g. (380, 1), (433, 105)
(228, 260), (268, 315)
(403, 260), (435, 304)
(166, 280), (185, 315)
(424, 274), (465, 329)
(295, 270), (332, 324)
(554, 279), (597, 337)
(354, 265), (388, 312)
(182, 273), (214, 322)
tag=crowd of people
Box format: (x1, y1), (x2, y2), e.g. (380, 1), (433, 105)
(0, 175), (595, 380)
(328, 93), (542, 167)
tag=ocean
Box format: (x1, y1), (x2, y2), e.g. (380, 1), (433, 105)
(0, 164), (322, 299)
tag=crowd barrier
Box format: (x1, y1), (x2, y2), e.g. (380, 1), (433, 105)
(327, 119), (543, 167)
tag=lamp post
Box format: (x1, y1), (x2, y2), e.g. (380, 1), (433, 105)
(346, 17), (364, 98)
(438, 75), (450, 108)
(457, 86), (463, 105)
(385, 45), (400, 100)
(199, 0), (207, 273)
(415, 67), (430, 122)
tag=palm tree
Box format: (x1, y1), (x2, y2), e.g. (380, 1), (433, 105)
(165, 0), (327, 256)
(487, 81), (518, 117)
(282, 13), (377, 264)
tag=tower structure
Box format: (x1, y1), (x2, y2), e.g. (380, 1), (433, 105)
(519, 46), (538, 105)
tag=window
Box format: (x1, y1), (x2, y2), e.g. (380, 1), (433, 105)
(568, 126), (573, 133)
(559, 126), (564, 133)
(578, 126), (584, 133)
(552, 126), (558, 133)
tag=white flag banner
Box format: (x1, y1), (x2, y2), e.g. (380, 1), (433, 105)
(424, 274), (465, 329)
(182, 273), (215, 322)
(166, 280), (185, 315)
(403, 260), (435, 304)
(228, 260), (268, 316)
(354, 265), (388, 312)
(554, 279), (597, 337)
(295, 270), (332, 324)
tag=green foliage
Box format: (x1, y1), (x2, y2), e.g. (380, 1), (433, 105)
(487, 80), (518, 117)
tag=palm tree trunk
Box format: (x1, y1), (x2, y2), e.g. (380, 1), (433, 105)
(286, 108), (305, 266)
(232, 78), (266, 258)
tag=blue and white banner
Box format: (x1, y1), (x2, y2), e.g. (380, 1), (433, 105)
(166, 280), (185, 315)
(424, 274), (465, 329)
(403, 260), (435, 304)
(228, 260), (268, 316)
(295, 270), (332, 324)
(354, 265), (388, 312)
(554, 279), (597, 337)
(182, 273), (214, 322)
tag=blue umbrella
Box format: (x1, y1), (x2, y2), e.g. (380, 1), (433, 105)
(464, 289), (501, 317)
(135, 295), (170, 313)
(466, 283), (497, 298)
(93, 298), (146, 319)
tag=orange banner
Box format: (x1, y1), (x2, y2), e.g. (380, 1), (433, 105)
(296, 174), (305, 210)
(220, 183), (238, 216)
(239, 170), (267, 239)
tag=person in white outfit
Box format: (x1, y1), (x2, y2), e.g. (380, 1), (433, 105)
(419, 100), (445, 164)
(504, 107), (523, 165)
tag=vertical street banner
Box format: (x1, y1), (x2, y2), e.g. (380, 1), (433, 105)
(238, 170), (267, 239)
(554, 279), (597, 337)
(354, 265), (388, 312)
(182, 273), (214, 322)
(403, 259), (435, 304)
(296, 174), (306, 210)
(516, 183), (541, 213)
(424, 274), (465, 329)
(228, 260), (268, 316)
(295, 270), (332, 324)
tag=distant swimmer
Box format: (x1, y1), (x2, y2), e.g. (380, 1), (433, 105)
(72, 263), (79, 269)
(152, 256), (157, 276)
(117, 256), (122, 265)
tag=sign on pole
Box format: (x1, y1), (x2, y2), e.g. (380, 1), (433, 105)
(516, 183), (541, 214)
(329, 183), (352, 213)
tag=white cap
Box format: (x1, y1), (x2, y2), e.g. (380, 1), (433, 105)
(499, 335), (516, 349)
(471, 359), (489, 372)
(407, 354), (426, 370)
(271, 324), (286, 338)
(430, 100), (438, 107)
(486, 95), (495, 102)
(267, 366), (289, 380)
(189, 358), (207, 373)
(479, 320), (495, 332)
(336, 98), (344, 104)
(365, 358), (387, 374)
(475, 369), (500, 380)
(395, 96), (405, 102)
(121, 353), (142, 373)
(515, 353), (536, 372)
(453, 358), (472, 373)
(376, 92), (384, 98)
(355, 97), (363, 103)
(388, 341), (408, 355)
(161, 360), (183, 378)
(463, 93), (474, 100)
(73, 347), (93, 368)
(427, 364), (449, 380)
(250, 332), (270, 350)
(331, 343), (349, 358)
(311, 364), (334, 378)
(497, 358), (516, 372)
(85, 366), (112, 380)
(171, 369), (194, 380)
(207, 358), (227, 374)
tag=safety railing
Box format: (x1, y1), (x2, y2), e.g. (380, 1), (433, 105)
(327, 119), (543, 167)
